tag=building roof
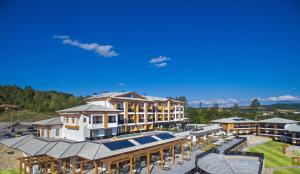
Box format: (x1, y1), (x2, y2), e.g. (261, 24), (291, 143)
(211, 117), (255, 124)
(0, 122), (33, 129)
(85, 91), (185, 103)
(33, 117), (62, 126)
(197, 153), (260, 174)
(257, 117), (298, 124)
(57, 104), (121, 113)
(285, 125), (300, 132)
(0, 133), (186, 161)
(190, 125), (222, 136)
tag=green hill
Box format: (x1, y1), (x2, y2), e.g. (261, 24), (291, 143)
(0, 85), (85, 122)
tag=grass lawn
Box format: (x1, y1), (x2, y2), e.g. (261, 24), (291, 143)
(0, 169), (18, 174)
(273, 168), (300, 174)
(249, 141), (292, 168)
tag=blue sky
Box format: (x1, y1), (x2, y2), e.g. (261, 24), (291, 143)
(0, 0), (300, 106)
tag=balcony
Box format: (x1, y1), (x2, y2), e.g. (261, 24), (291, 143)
(147, 118), (153, 122)
(128, 119), (135, 123)
(138, 109), (144, 112)
(128, 108), (134, 112)
(118, 120), (125, 125)
(139, 119), (145, 123)
(65, 125), (79, 130)
(148, 109), (153, 112)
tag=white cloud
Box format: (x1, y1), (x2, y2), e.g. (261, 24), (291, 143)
(189, 98), (239, 107)
(265, 95), (300, 102)
(154, 62), (168, 68)
(149, 56), (170, 64)
(54, 35), (119, 57)
(148, 56), (170, 68)
(117, 82), (127, 86)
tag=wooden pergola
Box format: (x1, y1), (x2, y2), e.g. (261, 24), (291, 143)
(17, 139), (192, 174)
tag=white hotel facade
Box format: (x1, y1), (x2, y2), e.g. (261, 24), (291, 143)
(34, 91), (185, 141)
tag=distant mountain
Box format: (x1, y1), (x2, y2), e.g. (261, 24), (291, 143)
(261, 103), (300, 111)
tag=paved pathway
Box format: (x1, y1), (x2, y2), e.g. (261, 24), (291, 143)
(263, 166), (300, 174)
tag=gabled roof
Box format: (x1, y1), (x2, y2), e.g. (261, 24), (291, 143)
(211, 117), (255, 124)
(0, 133), (185, 160)
(85, 91), (185, 103)
(86, 91), (145, 99)
(57, 104), (121, 113)
(285, 125), (300, 132)
(257, 117), (298, 124)
(33, 117), (62, 126)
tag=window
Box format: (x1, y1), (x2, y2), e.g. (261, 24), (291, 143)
(66, 117), (69, 123)
(117, 103), (122, 109)
(108, 115), (116, 123)
(93, 115), (103, 124)
(83, 117), (87, 123)
(72, 117), (75, 123)
(55, 129), (59, 136)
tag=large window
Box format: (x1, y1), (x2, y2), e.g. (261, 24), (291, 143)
(55, 129), (59, 136)
(108, 115), (117, 123)
(93, 115), (103, 124)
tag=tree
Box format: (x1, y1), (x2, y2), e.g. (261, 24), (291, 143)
(175, 96), (187, 103)
(251, 98), (260, 120)
(231, 103), (239, 115)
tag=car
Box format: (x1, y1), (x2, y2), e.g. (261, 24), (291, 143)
(4, 133), (12, 138)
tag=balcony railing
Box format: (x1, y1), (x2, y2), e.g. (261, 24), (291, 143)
(147, 118), (153, 122)
(147, 109), (153, 112)
(128, 119), (135, 123)
(118, 120), (124, 125)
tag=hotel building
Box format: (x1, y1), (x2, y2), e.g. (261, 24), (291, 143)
(34, 91), (185, 141)
(256, 117), (298, 141)
(211, 117), (256, 135)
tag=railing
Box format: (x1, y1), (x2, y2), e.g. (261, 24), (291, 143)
(147, 118), (153, 122)
(118, 120), (124, 125)
(128, 120), (135, 123)
(221, 137), (247, 153)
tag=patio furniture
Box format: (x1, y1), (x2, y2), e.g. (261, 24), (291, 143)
(155, 160), (161, 165)
(177, 160), (184, 165)
(166, 157), (172, 161)
(162, 165), (171, 171)
(184, 157), (191, 161)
